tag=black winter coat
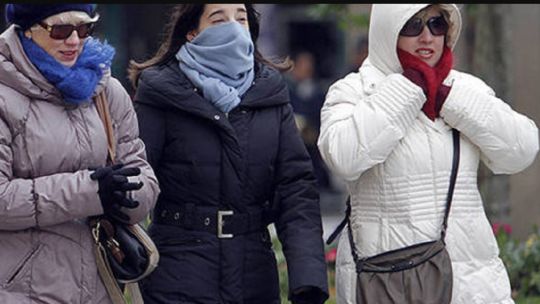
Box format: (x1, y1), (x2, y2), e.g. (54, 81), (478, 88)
(134, 59), (329, 304)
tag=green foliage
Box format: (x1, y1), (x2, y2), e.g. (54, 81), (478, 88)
(516, 296), (540, 304)
(496, 224), (540, 299)
(271, 236), (289, 303)
(307, 4), (369, 31)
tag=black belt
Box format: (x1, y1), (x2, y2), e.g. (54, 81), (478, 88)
(153, 204), (267, 239)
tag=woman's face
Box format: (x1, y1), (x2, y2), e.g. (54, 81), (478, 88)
(397, 6), (447, 67)
(187, 4), (249, 41)
(25, 13), (89, 67)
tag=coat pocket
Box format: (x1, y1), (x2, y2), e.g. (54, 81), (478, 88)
(2, 244), (43, 288)
(150, 224), (206, 253)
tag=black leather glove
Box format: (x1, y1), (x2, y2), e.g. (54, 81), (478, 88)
(291, 286), (327, 304)
(90, 163), (144, 224)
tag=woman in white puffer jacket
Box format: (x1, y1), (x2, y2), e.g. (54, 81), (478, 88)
(318, 3), (539, 304)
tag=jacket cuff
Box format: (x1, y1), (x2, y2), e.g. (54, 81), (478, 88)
(367, 74), (425, 135)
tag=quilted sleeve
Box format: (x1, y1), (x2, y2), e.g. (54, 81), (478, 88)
(440, 74), (539, 174)
(317, 73), (425, 181)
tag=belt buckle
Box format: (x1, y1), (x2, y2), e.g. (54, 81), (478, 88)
(217, 210), (234, 239)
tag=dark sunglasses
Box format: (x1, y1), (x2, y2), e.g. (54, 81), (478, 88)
(399, 15), (449, 37)
(38, 22), (96, 40)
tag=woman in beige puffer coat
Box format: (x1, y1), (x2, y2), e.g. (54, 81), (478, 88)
(0, 4), (159, 303)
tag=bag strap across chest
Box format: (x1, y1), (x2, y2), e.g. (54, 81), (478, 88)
(347, 128), (461, 263)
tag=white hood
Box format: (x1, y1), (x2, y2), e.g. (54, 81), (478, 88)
(367, 4), (462, 75)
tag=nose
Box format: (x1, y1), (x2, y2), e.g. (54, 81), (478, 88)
(418, 25), (434, 43)
(64, 30), (80, 45)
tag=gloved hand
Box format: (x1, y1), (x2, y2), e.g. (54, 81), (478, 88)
(291, 286), (327, 304)
(398, 46), (454, 120)
(435, 83), (451, 115)
(90, 163), (144, 224)
(402, 67), (428, 95)
(398, 47), (432, 96)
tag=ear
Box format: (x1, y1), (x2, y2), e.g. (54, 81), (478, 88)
(24, 30), (32, 39)
(186, 30), (197, 42)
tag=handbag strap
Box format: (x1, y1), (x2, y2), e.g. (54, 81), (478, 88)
(440, 128), (460, 241)
(92, 91), (145, 304)
(325, 196), (351, 245)
(92, 221), (128, 304)
(347, 128), (460, 263)
(95, 90), (116, 164)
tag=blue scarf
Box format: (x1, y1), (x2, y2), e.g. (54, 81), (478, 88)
(19, 32), (115, 104)
(176, 21), (255, 113)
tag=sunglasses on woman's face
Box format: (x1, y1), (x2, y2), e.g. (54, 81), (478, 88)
(399, 15), (449, 37)
(38, 22), (96, 40)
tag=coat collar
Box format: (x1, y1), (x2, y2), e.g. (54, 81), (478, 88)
(134, 59), (289, 115)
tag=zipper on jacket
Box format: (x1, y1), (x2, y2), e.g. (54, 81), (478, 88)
(3, 244), (42, 287)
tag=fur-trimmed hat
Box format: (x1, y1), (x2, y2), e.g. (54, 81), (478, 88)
(5, 4), (97, 30)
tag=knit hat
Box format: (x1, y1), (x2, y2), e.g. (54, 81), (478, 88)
(5, 4), (97, 30)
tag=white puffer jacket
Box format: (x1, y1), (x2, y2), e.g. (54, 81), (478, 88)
(318, 4), (539, 304)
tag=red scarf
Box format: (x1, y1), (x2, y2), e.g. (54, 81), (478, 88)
(397, 46), (453, 120)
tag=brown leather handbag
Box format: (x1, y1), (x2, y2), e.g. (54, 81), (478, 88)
(347, 128), (460, 304)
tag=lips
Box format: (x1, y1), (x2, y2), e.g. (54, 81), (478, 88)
(415, 48), (434, 59)
(59, 50), (78, 60)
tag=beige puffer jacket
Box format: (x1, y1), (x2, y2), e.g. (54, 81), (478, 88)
(0, 25), (160, 303)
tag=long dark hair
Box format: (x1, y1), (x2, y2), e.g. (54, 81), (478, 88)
(127, 4), (291, 89)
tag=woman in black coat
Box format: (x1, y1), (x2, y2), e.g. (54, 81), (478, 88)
(128, 4), (329, 304)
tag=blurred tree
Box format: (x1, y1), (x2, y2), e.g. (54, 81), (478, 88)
(307, 4), (369, 30)
(465, 4), (512, 223)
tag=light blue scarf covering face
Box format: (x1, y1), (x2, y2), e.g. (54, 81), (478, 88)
(19, 32), (115, 104)
(176, 21), (255, 113)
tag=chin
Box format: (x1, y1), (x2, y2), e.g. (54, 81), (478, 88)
(60, 59), (77, 67)
(422, 58), (437, 67)
(54, 55), (78, 67)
